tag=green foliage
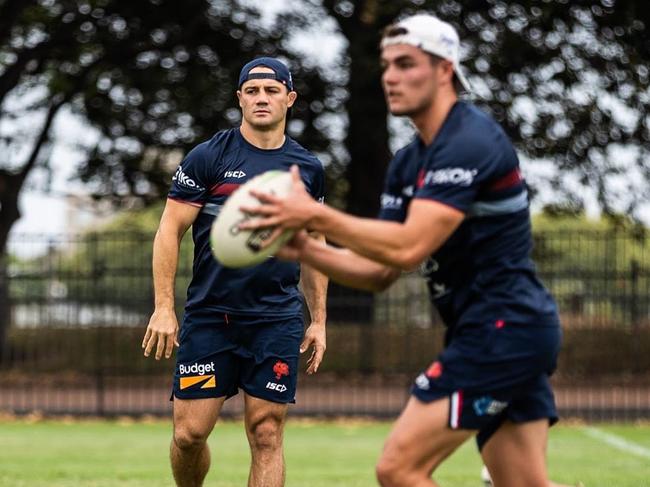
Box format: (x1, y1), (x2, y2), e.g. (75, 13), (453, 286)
(49, 203), (193, 316)
(7, 210), (649, 327)
(531, 212), (650, 325)
(532, 212), (648, 268)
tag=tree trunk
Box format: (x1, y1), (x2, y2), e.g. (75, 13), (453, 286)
(329, 3), (393, 324)
(343, 25), (391, 217)
(0, 172), (22, 361)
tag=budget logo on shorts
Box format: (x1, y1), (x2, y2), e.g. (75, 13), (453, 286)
(179, 361), (216, 390)
(273, 360), (289, 380)
(472, 396), (508, 416)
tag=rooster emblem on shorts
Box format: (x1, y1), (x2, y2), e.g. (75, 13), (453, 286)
(273, 360), (290, 380)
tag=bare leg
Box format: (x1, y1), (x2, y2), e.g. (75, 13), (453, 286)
(481, 419), (562, 487)
(244, 394), (288, 487)
(171, 397), (225, 487)
(375, 396), (473, 487)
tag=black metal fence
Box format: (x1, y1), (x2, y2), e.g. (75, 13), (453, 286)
(1, 230), (649, 420)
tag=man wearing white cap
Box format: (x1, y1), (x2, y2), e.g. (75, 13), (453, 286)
(242, 12), (577, 487)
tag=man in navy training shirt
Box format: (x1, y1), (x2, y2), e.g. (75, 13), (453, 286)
(142, 57), (328, 487)
(242, 14), (578, 487)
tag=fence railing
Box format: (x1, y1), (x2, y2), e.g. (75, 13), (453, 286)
(1, 230), (649, 419)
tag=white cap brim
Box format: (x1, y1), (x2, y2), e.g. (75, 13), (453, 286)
(453, 64), (471, 93)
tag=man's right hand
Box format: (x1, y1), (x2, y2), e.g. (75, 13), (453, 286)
(142, 308), (179, 360)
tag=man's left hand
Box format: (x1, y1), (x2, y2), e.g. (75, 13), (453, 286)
(300, 322), (326, 374)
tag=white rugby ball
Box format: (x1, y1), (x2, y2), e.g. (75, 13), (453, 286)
(210, 170), (294, 268)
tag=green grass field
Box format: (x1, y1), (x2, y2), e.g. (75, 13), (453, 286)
(0, 419), (649, 486)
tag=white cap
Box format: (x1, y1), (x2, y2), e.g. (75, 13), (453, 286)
(381, 14), (471, 93)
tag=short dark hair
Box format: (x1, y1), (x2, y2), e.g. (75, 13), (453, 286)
(382, 25), (408, 39)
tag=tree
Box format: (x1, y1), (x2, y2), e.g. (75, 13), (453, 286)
(2, 0), (649, 344)
(305, 0), (650, 219)
(0, 0), (337, 350)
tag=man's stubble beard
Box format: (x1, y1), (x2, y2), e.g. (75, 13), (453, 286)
(246, 119), (281, 132)
(389, 96), (433, 119)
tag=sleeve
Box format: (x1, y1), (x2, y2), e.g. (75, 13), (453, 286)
(414, 140), (504, 213)
(167, 142), (211, 207)
(377, 155), (409, 222)
(305, 158), (325, 203)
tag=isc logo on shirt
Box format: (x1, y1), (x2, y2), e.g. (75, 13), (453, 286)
(224, 170), (246, 178)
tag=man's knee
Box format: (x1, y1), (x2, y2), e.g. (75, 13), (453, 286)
(376, 453), (410, 487)
(173, 423), (210, 451)
(247, 415), (284, 453)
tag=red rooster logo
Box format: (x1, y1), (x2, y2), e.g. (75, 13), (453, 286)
(273, 360), (290, 380)
(426, 361), (443, 379)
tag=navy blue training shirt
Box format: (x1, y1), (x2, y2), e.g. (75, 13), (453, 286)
(168, 128), (325, 319)
(378, 101), (558, 330)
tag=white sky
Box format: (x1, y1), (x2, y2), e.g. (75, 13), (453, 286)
(9, 106), (101, 237)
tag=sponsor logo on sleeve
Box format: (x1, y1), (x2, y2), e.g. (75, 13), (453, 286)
(380, 193), (404, 210)
(172, 166), (205, 190)
(421, 168), (478, 187)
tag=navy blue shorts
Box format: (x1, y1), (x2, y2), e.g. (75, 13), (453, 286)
(411, 319), (562, 450)
(172, 313), (303, 404)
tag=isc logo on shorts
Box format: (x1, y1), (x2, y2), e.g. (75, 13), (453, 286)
(265, 381), (287, 393)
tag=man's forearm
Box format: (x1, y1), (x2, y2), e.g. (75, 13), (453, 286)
(152, 226), (181, 310)
(309, 204), (415, 268)
(300, 239), (400, 293)
(300, 234), (328, 324)
(308, 199), (463, 271)
(300, 263), (328, 325)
